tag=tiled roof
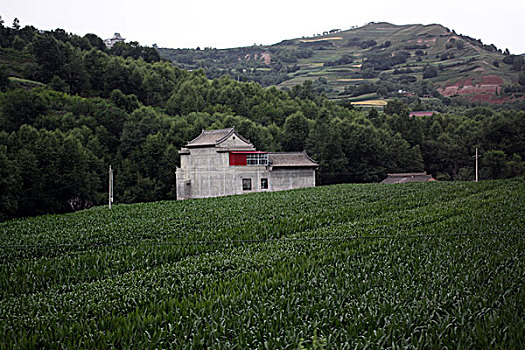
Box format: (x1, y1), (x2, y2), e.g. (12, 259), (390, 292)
(185, 128), (251, 147)
(186, 128), (233, 147)
(409, 111), (438, 117)
(381, 172), (436, 184)
(269, 152), (318, 168)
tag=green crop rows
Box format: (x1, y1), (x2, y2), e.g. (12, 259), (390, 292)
(1, 178), (524, 348)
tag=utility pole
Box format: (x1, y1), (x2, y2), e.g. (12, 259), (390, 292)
(108, 165), (114, 209)
(474, 147), (480, 182)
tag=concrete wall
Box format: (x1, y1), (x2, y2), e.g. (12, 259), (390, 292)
(176, 147), (316, 200)
(269, 168), (316, 191)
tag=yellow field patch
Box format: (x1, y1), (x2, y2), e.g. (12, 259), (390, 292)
(300, 37), (343, 43)
(300, 62), (324, 68)
(351, 100), (388, 106)
(337, 78), (364, 82)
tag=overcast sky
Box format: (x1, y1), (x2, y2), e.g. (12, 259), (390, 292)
(1, 0), (524, 54)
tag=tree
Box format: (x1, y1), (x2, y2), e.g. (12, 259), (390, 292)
(387, 113), (423, 146)
(63, 46), (89, 94)
(484, 111), (525, 160)
(12, 18), (20, 31)
(282, 112), (310, 151)
(50, 28), (68, 42)
(83, 48), (108, 92)
(290, 80), (318, 102)
(110, 89), (140, 113)
(32, 34), (67, 82)
(69, 34), (92, 51)
(142, 47), (161, 63)
(103, 57), (134, 95)
(423, 64), (438, 79)
(84, 33), (106, 51)
(53, 131), (102, 210)
(339, 120), (386, 182)
(0, 89), (48, 132)
(11, 35), (26, 50)
(1, 125), (102, 217)
(0, 65), (10, 91)
(506, 153), (525, 178)
(306, 116), (347, 184)
(512, 55), (524, 71)
(385, 135), (424, 174)
(119, 107), (167, 157)
(49, 75), (69, 92)
(141, 71), (164, 106)
(368, 109), (379, 120)
(384, 99), (408, 116)
(519, 72), (525, 86)
(0, 143), (21, 221)
(166, 80), (206, 115)
(482, 150), (507, 179)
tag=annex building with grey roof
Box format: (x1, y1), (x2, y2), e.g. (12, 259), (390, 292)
(176, 128), (318, 199)
(380, 172), (436, 184)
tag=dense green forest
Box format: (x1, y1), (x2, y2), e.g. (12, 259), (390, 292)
(157, 46), (302, 87)
(0, 17), (524, 221)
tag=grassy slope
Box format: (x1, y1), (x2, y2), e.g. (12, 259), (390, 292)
(0, 178), (524, 347)
(159, 22), (518, 104)
(0, 47), (38, 78)
(275, 23), (515, 99)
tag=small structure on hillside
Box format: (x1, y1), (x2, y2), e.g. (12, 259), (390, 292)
(104, 33), (125, 48)
(381, 172), (436, 184)
(176, 128), (318, 199)
(409, 111), (438, 117)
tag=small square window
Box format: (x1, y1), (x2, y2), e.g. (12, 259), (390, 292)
(242, 178), (252, 191)
(261, 178), (268, 189)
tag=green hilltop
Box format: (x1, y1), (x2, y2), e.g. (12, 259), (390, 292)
(159, 22), (524, 106)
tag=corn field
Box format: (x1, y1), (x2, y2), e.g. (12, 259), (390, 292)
(1, 178), (524, 348)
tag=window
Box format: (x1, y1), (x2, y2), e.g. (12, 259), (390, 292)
(261, 178), (268, 189)
(247, 153), (268, 166)
(242, 178), (252, 191)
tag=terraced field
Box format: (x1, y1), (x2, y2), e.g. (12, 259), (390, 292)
(1, 178), (524, 348)
(160, 22), (522, 106)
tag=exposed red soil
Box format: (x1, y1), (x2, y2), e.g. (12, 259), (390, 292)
(415, 38), (436, 45)
(437, 75), (507, 104)
(240, 52), (271, 65)
(470, 94), (509, 104)
(481, 75), (504, 85)
(259, 52), (271, 65)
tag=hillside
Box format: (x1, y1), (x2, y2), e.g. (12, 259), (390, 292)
(1, 179), (524, 347)
(159, 22), (525, 106)
(1, 19), (525, 221)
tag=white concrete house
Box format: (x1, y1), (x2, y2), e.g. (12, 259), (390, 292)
(176, 128), (318, 199)
(104, 33), (126, 48)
